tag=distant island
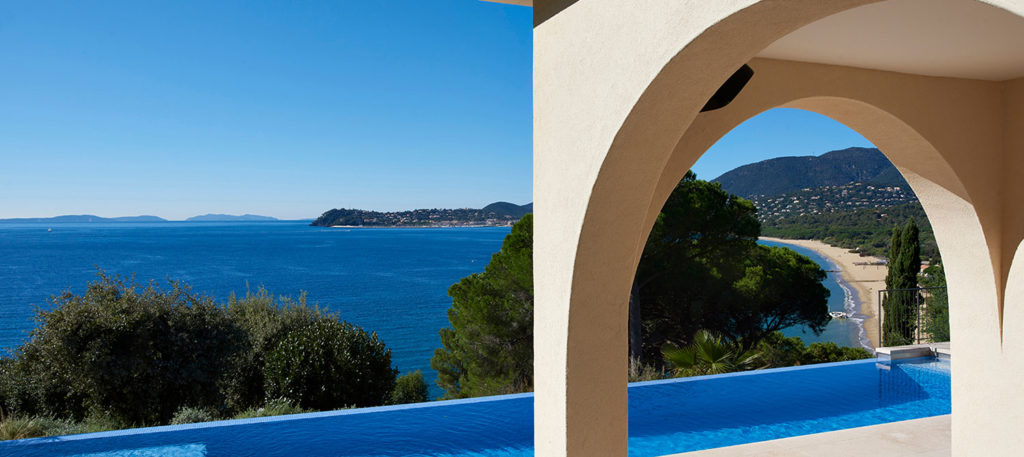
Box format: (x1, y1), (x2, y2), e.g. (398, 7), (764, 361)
(186, 214), (278, 222)
(311, 202), (532, 227)
(0, 214), (278, 223)
(0, 215), (168, 223)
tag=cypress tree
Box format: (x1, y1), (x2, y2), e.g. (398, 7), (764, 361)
(882, 220), (921, 345)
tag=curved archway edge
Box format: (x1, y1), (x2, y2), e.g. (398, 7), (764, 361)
(534, 1), (1024, 456)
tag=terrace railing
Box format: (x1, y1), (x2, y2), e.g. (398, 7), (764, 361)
(878, 286), (948, 346)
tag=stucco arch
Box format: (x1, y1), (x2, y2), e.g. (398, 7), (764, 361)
(640, 61), (999, 354)
(535, 1), (1024, 456)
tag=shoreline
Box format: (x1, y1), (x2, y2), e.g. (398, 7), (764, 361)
(760, 237), (887, 349)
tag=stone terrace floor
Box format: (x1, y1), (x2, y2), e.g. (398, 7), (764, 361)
(672, 415), (950, 457)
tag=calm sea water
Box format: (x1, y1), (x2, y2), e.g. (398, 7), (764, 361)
(0, 221), (510, 396)
(0, 223), (864, 399)
(760, 239), (868, 349)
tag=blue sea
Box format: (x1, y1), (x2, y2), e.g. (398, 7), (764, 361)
(760, 239), (868, 349)
(0, 221), (510, 396)
(0, 222), (865, 398)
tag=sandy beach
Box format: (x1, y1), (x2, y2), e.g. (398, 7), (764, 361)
(761, 237), (888, 348)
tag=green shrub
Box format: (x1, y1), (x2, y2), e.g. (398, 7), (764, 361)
(628, 357), (666, 382)
(72, 414), (126, 435)
(757, 332), (872, 367)
(223, 287), (324, 412)
(0, 415), (45, 441)
(169, 406), (218, 425)
(802, 342), (873, 363)
(756, 333), (808, 367)
(389, 371), (429, 404)
(232, 398), (309, 419)
(4, 273), (245, 424)
(26, 416), (81, 437)
(265, 318), (397, 410)
(1, 273), (401, 428)
(0, 413), (124, 441)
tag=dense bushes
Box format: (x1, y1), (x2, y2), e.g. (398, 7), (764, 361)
(0, 273), (407, 433)
(222, 288), (324, 411)
(264, 318), (396, 410)
(659, 330), (873, 379)
(389, 371), (429, 405)
(1, 275), (240, 424)
(756, 332), (873, 367)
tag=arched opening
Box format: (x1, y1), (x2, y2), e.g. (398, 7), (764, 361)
(534, 1), (1024, 456)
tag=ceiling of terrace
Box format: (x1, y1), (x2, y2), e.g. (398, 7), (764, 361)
(757, 0), (1024, 81)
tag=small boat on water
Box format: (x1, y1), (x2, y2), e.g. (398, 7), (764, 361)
(829, 311), (848, 319)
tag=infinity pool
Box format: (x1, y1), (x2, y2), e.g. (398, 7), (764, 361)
(1, 357), (950, 457)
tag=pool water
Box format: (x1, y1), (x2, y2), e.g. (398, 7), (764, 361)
(1, 357), (950, 457)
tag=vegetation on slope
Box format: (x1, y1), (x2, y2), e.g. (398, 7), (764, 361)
(748, 182), (917, 223)
(882, 220), (922, 346)
(712, 147), (908, 199)
(311, 202), (531, 227)
(761, 201), (937, 259)
(0, 274), (427, 439)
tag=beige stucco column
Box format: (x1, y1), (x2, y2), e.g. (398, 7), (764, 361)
(534, 1), (1024, 456)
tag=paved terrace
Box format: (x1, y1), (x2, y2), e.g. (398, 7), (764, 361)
(673, 415), (950, 457)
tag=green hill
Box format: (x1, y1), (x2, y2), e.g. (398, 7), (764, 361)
(713, 147), (908, 198)
(708, 146), (938, 259)
(481, 202), (532, 218)
(311, 202), (531, 227)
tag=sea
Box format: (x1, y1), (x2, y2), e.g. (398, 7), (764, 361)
(760, 239), (869, 349)
(0, 222), (864, 397)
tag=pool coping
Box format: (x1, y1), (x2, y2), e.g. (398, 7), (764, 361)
(669, 414), (951, 456)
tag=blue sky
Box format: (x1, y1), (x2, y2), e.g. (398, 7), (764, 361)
(0, 1), (873, 220)
(694, 108), (875, 181)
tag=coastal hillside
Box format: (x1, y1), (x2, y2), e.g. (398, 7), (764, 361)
(749, 182), (917, 223)
(712, 147), (908, 198)
(482, 202), (533, 218)
(761, 202), (938, 259)
(310, 202), (532, 227)
(712, 146), (937, 258)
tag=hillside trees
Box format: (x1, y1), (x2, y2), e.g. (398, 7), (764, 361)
(882, 219), (922, 345)
(921, 263), (950, 342)
(632, 172), (830, 362)
(431, 215), (533, 399)
(761, 201), (938, 259)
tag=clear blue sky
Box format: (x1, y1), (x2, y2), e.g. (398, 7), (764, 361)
(693, 108), (875, 181)
(0, 1), (874, 220)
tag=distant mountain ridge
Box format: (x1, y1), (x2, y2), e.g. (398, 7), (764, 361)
(186, 214), (278, 222)
(0, 214), (279, 223)
(482, 202), (533, 218)
(311, 202), (532, 227)
(709, 146), (935, 258)
(712, 147), (908, 199)
(0, 215), (168, 223)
